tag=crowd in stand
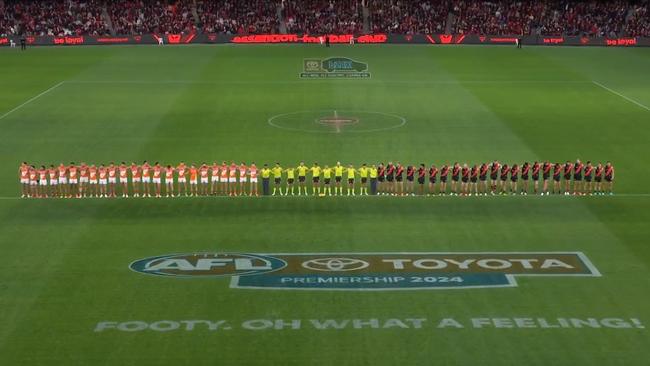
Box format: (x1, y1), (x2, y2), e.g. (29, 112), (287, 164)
(1, 0), (110, 36)
(1, 0), (648, 37)
(196, 0), (279, 34)
(283, 0), (363, 34)
(110, 1), (195, 35)
(370, 0), (451, 34)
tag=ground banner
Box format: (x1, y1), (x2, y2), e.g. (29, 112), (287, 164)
(1, 34), (648, 47)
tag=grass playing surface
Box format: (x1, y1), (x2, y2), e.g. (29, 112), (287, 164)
(1, 44), (649, 365)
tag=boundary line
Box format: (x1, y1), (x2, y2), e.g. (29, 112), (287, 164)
(592, 81), (650, 112)
(63, 79), (593, 85)
(1, 194), (649, 201)
(0, 81), (65, 121)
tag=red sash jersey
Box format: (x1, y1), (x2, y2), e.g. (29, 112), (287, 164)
(386, 165), (395, 176)
(418, 167), (426, 178)
(462, 167), (470, 178)
(605, 166), (614, 179)
(564, 163), (573, 177)
(584, 165), (593, 176)
(429, 166), (438, 179)
(500, 165), (510, 179)
(511, 165), (519, 180)
(541, 163), (550, 175)
(452, 166), (460, 178)
(406, 166), (414, 180)
(471, 166), (479, 178)
(522, 164), (530, 177)
(378, 166), (385, 178)
(491, 163), (500, 177)
(440, 166), (449, 177)
(595, 166), (603, 177)
(480, 164), (488, 178)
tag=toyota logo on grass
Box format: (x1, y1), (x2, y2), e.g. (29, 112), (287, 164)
(301, 257), (370, 272)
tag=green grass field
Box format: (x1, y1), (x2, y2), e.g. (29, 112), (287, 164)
(1, 44), (649, 365)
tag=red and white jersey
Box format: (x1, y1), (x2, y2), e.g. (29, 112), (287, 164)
(189, 168), (198, 180)
(58, 165), (67, 177)
(220, 164), (228, 178)
(89, 167), (98, 180)
(249, 165), (258, 179)
(239, 164), (247, 177)
(69, 166), (78, 179)
(200, 165), (209, 178)
(229, 164), (237, 178)
(211, 165), (219, 177)
(48, 168), (58, 180)
(130, 164), (140, 178)
(141, 164), (151, 178)
(119, 165), (128, 179)
(108, 166), (117, 178)
(99, 168), (107, 179)
(177, 164), (186, 178)
(20, 166), (29, 180)
(38, 169), (47, 181)
(29, 168), (37, 181)
(80, 166), (89, 178)
(165, 167), (174, 180)
(153, 166), (162, 179)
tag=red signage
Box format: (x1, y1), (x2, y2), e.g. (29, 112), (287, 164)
(231, 34), (386, 44)
(489, 37), (518, 43)
(0, 38), (8, 45)
(543, 37), (565, 44)
(96, 37), (130, 43)
(606, 38), (637, 46)
(53, 36), (85, 45)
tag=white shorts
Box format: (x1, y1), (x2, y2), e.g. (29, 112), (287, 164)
(178, 177), (186, 183)
(99, 179), (107, 185)
(211, 176), (219, 182)
(58, 178), (67, 184)
(119, 177), (128, 184)
(142, 177), (151, 183)
(30, 181), (37, 186)
(80, 177), (89, 183)
(39, 180), (48, 186)
(132, 177), (141, 183)
(201, 177), (208, 184)
(108, 177), (116, 184)
(20, 178), (29, 184)
(153, 178), (161, 184)
(69, 178), (78, 184)
(50, 180), (58, 186)
(250, 177), (258, 183)
(190, 180), (197, 185)
(228, 177), (236, 183)
(239, 177), (247, 183)
(90, 180), (98, 185)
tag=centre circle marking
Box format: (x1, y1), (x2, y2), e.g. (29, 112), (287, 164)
(268, 110), (407, 133)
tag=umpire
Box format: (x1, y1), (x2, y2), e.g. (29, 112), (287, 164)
(261, 164), (271, 195)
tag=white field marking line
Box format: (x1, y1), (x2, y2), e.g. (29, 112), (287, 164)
(592, 81), (650, 112)
(0, 81), (65, 121)
(63, 80), (593, 85)
(334, 110), (341, 133)
(2, 193), (650, 200)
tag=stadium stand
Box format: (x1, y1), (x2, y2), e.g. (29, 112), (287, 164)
(1, 0), (648, 37)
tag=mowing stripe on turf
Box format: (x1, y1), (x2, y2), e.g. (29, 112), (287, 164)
(0, 81), (65, 120)
(62, 79), (594, 85)
(592, 81), (650, 112)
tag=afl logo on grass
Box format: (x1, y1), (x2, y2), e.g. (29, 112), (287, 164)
(129, 253), (286, 277)
(300, 57), (371, 78)
(130, 252), (600, 291)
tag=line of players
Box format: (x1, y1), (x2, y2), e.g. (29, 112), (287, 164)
(18, 159), (615, 198)
(19, 161), (260, 198)
(374, 160), (615, 196)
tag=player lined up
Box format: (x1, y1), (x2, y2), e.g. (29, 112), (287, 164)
(18, 159), (615, 198)
(375, 160), (615, 196)
(19, 161), (259, 198)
